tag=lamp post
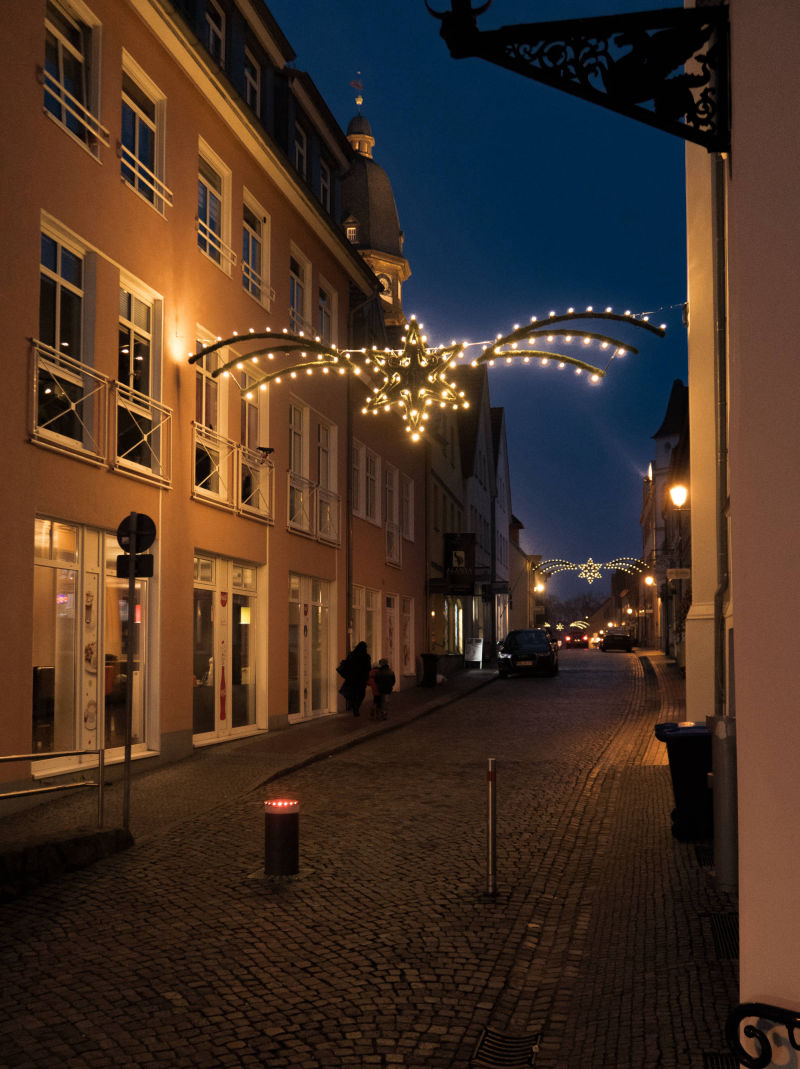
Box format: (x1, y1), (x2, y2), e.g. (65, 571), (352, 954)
(666, 483), (691, 664)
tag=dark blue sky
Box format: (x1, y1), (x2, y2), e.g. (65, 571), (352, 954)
(266, 0), (688, 600)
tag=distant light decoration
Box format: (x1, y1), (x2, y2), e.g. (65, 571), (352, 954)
(536, 556), (647, 585)
(570, 620), (590, 630)
(186, 307), (665, 442)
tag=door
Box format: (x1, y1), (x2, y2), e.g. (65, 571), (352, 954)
(288, 573), (332, 722)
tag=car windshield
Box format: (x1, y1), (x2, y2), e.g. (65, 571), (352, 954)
(504, 631), (550, 653)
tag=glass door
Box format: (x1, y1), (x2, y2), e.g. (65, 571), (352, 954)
(288, 573), (331, 722)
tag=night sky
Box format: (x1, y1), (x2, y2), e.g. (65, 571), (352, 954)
(265, 0), (689, 600)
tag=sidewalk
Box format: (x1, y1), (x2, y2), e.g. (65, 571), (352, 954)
(0, 668), (497, 896)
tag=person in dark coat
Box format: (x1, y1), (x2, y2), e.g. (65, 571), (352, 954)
(338, 641), (371, 716)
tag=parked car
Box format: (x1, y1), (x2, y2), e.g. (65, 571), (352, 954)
(601, 628), (633, 652)
(497, 629), (559, 677)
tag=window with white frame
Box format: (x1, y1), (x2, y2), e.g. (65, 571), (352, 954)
(242, 196), (270, 304)
(400, 596), (414, 675)
(316, 420), (338, 542)
(294, 123), (307, 179)
(400, 473), (414, 541)
(345, 221), (358, 243)
(319, 159), (331, 212)
(197, 145), (233, 271)
(365, 448), (380, 524)
(288, 400), (311, 532)
(317, 282), (333, 344)
(35, 231), (104, 453)
(351, 440), (363, 516)
(352, 584), (379, 653)
(238, 370), (271, 516)
(121, 60), (170, 213)
(383, 465), (398, 527)
(43, 1), (108, 151)
(244, 47), (260, 116)
(194, 336), (222, 495)
(117, 284), (154, 470)
(204, 0), (225, 65)
(289, 251), (309, 333)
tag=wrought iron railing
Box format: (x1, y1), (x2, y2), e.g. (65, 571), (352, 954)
(242, 262), (275, 307)
(727, 1003), (800, 1069)
(196, 218), (237, 270)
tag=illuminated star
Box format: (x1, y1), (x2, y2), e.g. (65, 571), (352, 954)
(360, 318), (468, 440)
(578, 558), (603, 584)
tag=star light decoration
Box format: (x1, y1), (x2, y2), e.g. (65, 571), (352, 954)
(537, 557), (647, 585)
(186, 307), (666, 443)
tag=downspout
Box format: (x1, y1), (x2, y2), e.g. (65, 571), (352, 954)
(709, 150), (737, 894)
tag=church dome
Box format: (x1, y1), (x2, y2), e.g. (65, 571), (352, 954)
(343, 112), (403, 257)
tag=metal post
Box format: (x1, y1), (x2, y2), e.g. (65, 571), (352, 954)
(487, 757), (497, 897)
(123, 512), (137, 833)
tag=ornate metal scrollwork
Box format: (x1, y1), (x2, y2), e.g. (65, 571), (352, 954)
(726, 1002), (800, 1069)
(429, 3), (730, 153)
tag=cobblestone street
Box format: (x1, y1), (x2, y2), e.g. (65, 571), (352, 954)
(0, 654), (738, 1068)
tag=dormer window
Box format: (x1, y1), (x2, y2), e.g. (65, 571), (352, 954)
(204, 0), (224, 66)
(345, 219), (358, 243)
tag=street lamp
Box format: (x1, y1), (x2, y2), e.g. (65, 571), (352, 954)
(669, 483), (689, 509)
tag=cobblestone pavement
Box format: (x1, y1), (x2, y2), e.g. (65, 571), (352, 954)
(0, 653), (738, 1068)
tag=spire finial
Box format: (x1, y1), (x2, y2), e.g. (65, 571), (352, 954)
(350, 72), (364, 110)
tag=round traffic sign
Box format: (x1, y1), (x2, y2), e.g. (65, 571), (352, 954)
(116, 512), (156, 552)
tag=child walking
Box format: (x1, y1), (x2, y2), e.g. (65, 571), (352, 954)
(368, 658), (396, 720)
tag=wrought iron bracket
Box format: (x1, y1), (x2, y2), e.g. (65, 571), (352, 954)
(726, 1002), (800, 1069)
(428, 2), (730, 153)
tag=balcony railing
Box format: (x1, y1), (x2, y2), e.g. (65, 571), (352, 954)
(288, 471), (313, 533)
(242, 262), (275, 308)
(197, 219), (237, 270)
(316, 487), (340, 545)
(385, 521), (402, 566)
(112, 383), (172, 485)
(288, 308), (314, 336)
(32, 341), (108, 462)
(192, 423), (236, 509)
(239, 446), (274, 521)
(119, 143), (173, 214)
(41, 67), (110, 151)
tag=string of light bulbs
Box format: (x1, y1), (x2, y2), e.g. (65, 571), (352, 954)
(187, 305), (666, 442)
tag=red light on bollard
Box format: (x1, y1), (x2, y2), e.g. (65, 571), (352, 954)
(264, 799), (299, 875)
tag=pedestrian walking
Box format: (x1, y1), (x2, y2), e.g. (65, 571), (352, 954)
(337, 641), (371, 716)
(368, 658), (396, 720)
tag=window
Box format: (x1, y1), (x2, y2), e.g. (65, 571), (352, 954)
(43, 1), (108, 150)
(121, 62), (171, 213)
(117, 286), (151, 466)
(198, 156), (222, 263)
(317, 283), (332, 344)
(244, 48), (260, 116)
(345, 222), (358, 243)
(204, 0), (225, 66)
(242, 203), (263, 301)
(289, 252), (308, 333)
(384, 464), (400, 565)
(351, 441), (363, 516)
(316, 421), (338, 542)
(194, 338), (223, 496)
(365, 448), (379, 524)
(319, 160), (331, 212)
(288, 401), (311, 532)
(400, 474), (414, 540)
(198, 145), (234, 270)
(294, 124), (307, 179)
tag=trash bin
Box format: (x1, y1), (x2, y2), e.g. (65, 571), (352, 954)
(654, 721), (713, 841)
(420, 653), (439, 687)
(264, 798), (299, 875)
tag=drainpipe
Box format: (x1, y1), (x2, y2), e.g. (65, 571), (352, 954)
(708, 151), (737, 895)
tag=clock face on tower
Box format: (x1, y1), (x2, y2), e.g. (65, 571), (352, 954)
(378, 274), (392, 299)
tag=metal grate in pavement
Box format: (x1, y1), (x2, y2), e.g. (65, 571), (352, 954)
(702, 1053), (738, 1068)
(471, 1027), (541, 1067)
(706, 912), (739, 959)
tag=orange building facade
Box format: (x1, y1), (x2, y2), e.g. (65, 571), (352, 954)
(1, 0), (427, 795)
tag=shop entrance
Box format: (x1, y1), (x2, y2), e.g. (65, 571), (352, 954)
(288, 573), (331, 722)
(193, 555), (257, 740)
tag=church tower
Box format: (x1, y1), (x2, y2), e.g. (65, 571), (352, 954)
(342, 106), (411, 340)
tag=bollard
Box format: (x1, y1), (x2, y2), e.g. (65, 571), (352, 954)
(264, 798), (299, 875)
(487, 757), (496, 897)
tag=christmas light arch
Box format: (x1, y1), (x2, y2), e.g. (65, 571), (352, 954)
(536, 557), (648, 585)
(186, 307), (666, 442)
